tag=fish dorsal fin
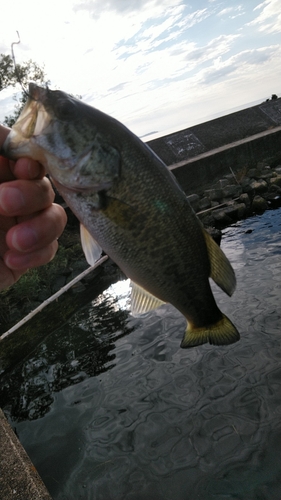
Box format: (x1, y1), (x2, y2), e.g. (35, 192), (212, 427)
(80, 224), (102, 265)
(203, 229), (236, 297)
(130, 281), (165, 316)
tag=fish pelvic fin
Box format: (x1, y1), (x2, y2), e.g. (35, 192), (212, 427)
(203, 229), (236, 297)
(181, 314), (240, 348)
(80, 224), (102, 265)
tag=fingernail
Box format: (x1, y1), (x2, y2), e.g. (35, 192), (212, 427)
(12, 227), (38, 251)
(0, 187), (25, 213)
(28, 160), (41, 179)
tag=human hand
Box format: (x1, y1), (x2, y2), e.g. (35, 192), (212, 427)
(0, 125), (67, 291)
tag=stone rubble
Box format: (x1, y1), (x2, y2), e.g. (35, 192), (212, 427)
(186, 162), (281, 231)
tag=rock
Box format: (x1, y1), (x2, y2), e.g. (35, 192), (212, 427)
(60, 267), (73, 277)
(223, 174), (236, 181)
(198, 197), (212, 211)
(38, 289), (51, 302)
(249, 180), (268, 193)
(187, 194), (200, 212)
(72, 282), (86, 294)
(75, 260), (89, 271)
(205, 227), (222, 245)
(265, 193), (281, 208)
(240, 176), (251, 188)
(223, 204), (239, 219)
(252, 195), (268, 213)
(213, 202), (246, 221)
(275, 166), (281, 174)
(268, 184), (281, 194)
(259, 172), (273, 180)
(236, 203), (247, 219)
(212, 208), (232, 225)
(222, 184), (242, 198)
(247, 168), (260, 178)
(269, 175), (281, 187)
(9, 306), (22, 323)
(200, 214), (215, 227)
(204, 188), (223, 202)
(256, 161), (267, 169)
(239, 193), (251, 208)
(216, 179), (229, 189)
(242, 180), (255, 195)
(52, 275), (67, 293)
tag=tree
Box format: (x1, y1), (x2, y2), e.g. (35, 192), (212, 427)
(0, 53), (49, 126)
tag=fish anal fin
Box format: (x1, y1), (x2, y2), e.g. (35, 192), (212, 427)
(203, 229), (236, 297)
(181, 314), (240, 348)
(130, 281), (165, 316)
(80, 224), (102, 265)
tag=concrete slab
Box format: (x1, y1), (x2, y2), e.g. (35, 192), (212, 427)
(0, 408), (52, 499)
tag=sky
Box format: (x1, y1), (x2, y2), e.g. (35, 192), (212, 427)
(0, 0), (280, 139)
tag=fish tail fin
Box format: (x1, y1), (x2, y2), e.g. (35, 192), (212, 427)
(181, 314), (240, 348)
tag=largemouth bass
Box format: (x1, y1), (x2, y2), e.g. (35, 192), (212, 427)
(3, 83), (239, 348)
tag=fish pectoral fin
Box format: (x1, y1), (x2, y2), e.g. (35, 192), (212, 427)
(203, 229), (236, 297)
(181, 314), (240, 348)
(80, 224), (102, 265)
(130, 281), (165, 316)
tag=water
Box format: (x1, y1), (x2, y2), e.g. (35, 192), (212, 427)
(1, 208), (281, 500)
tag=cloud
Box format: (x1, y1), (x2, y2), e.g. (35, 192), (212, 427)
(217, 5), (245, 19)
(114, 6), (211, 60)
(201, 45), (280, 85)
(184, 34), (240, 63)
(247, 0), (281, 33)
(73, 0), (181, 18)
(108, 82), (128, 92)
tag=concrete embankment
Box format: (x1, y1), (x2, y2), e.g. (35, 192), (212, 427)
(148, 97), (281, 195)
(0, 409), (52, 499)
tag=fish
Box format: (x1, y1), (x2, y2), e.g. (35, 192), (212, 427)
(3, 83), (240, 348)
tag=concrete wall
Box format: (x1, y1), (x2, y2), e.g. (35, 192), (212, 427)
(146, 99), (281, 196)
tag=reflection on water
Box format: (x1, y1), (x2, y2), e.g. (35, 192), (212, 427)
(1, 208), (281, 500)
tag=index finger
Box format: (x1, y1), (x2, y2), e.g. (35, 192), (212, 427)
(0, 125), (10, 148)
(0, 125), (15, 181)
(0, 155), (45, 183)
(0, 124), (45, 180)
(12, 157), (46, 180)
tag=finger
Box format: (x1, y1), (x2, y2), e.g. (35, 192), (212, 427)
(0, 125), (10, 149)
(0, 156), (45, 183)
(12, 157), (45, 180)
(4, 240), (59, 270)
(0, 260), (24, 291)
(0, 126), (16, 182)
(0, 156), (15, 182)
(0, 176), (55, 216)
(6, 204), (67, 253)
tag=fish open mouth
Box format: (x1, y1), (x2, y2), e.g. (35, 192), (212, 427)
(12, 97), (51, 140)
